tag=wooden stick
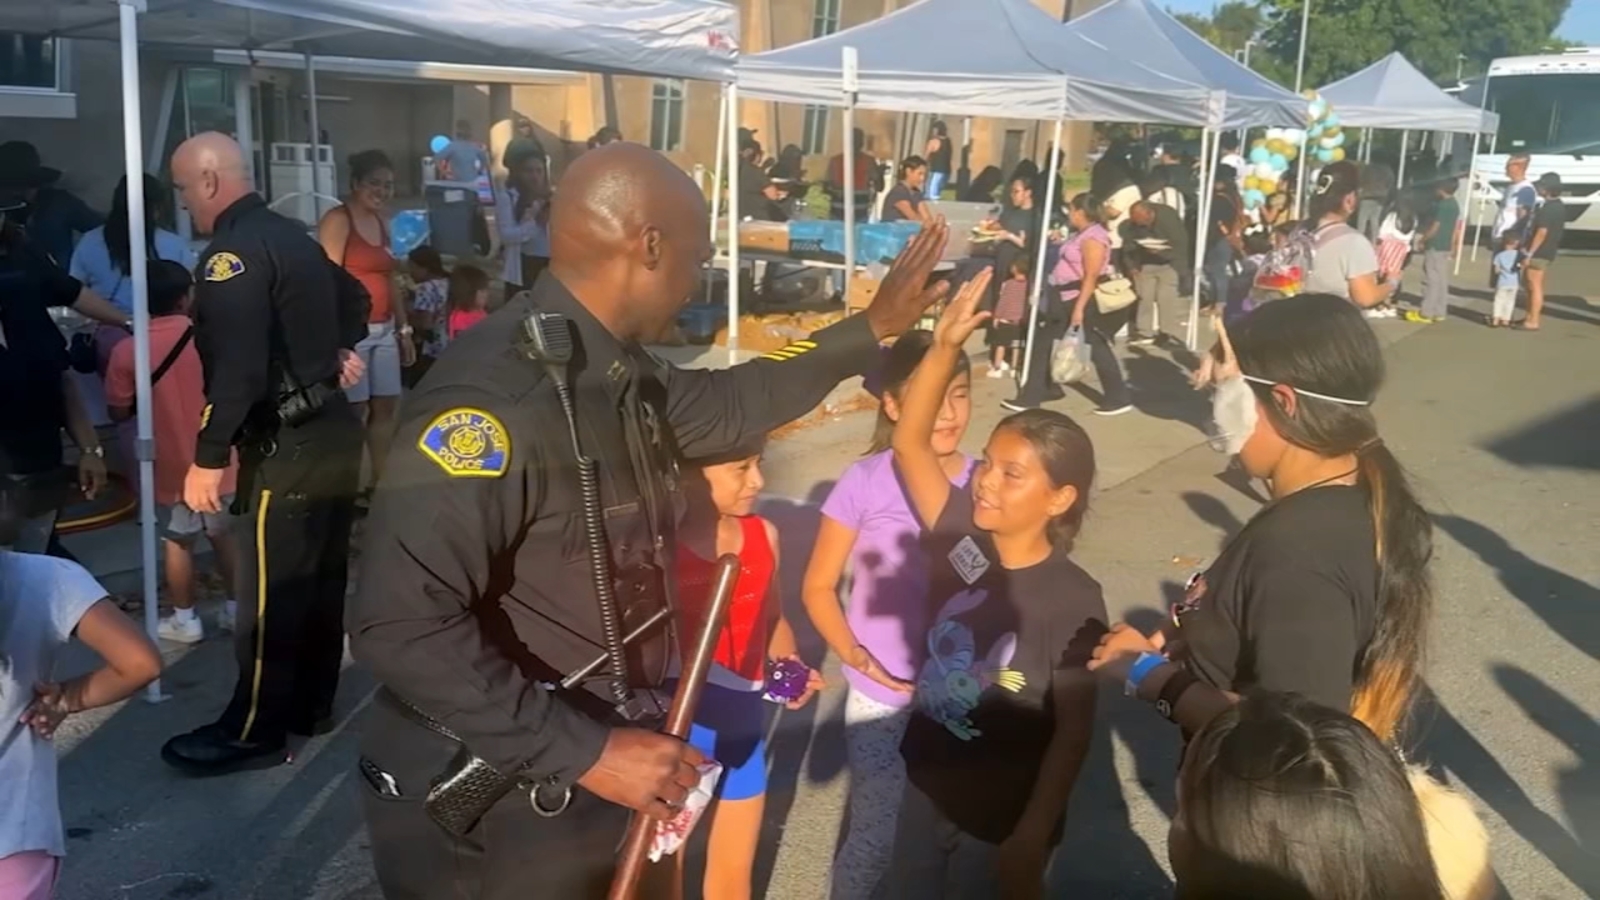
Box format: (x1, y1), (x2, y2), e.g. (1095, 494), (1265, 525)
(608, 553), (741, 900)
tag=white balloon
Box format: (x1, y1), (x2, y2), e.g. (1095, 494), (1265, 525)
(1255, 162), (1278, 180)
(1285, 128), (1307, 145)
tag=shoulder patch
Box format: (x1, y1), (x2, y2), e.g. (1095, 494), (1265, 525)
(418, 408), (511, 478)
(199, 404), (213, 429)
(204, 252), (246, 283)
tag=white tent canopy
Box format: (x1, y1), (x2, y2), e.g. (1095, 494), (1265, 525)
(1061, 0), (1304, 129)
(1319, 52), (1499, 134)
(0, 0), (738, 81)
(736, 0), (1216, 124)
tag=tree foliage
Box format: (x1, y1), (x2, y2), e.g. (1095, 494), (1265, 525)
(1169, 0), (1576, 89)
(1257, 0), (1575, 87)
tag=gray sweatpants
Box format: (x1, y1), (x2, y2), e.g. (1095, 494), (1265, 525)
(1134, 263), (1182, 338)
(1420, 248), (1451, 319)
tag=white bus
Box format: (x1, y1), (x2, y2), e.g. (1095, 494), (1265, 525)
(1455, 48), (1600, 234)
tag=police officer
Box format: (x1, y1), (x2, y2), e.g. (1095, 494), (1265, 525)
(160, 132), (368, 774)
(350, 142), (951, 899)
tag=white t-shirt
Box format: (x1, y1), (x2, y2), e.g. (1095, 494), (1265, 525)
(1103, 184), (1143, 250)
(0, 552), (107, 860)
(1494, 179), (1537, 240)
(1378, 212), (1415, 243)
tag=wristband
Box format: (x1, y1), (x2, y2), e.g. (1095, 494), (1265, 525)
(1124, 651), (1166, 698)
(1155, 668), (1199, 721)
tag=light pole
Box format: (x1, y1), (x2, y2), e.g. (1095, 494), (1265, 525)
(1455, 53), (1468, 84)
(1293, 0), (1311, 93)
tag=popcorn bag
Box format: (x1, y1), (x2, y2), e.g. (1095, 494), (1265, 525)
(648, 760), (723, 863)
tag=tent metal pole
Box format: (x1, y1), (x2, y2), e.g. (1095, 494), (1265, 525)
(305, 52), (324, 222)
(1189, 128), (1215, 352)
(1018, 120), (1064, 390)
(119, 0), (164, 704)
(1454, 129), (1481, 275)
(704, 83), (728, 308)
(1295, 134), (1310, 218)
(842, 47), (858, 313)
(149, 66), (178, 175)
(234, 72), (255, 185)
(1396, 129), (1409, 188)
(1470, 130), (1496, 264)
(725, 83), (741, 363)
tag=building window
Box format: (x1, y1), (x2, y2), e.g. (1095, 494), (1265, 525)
(812, 0), (841, 38)
(649, 78), (686, 153)
(0, 33), (59, 90)
(802, 106), (830, 155)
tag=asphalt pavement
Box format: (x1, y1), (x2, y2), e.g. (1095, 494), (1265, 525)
(47, 260), (1599, 900)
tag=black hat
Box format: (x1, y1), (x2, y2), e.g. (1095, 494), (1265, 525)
(1536, 171), (1561, 191)
(0, 141), (62, 189)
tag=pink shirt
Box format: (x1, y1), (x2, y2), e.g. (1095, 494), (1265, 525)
(1048, 223), (1110, 302)
(447, 308), (488, 340)
(105, 316), (239, 505)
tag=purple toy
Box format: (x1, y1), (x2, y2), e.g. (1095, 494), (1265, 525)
(764, 658), (810, 704)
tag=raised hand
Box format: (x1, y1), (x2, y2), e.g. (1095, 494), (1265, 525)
(932, 268), (993, 351)
(863, 219), (952, 340)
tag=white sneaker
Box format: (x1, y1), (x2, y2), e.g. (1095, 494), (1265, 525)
(986, 367), (1005, 379)
(158, 614), (204, 644)
(217, 601), (237, 634)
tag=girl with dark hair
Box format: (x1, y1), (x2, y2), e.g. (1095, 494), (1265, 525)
(1202, 164), (1245, 315)
(1302, 161), (1393, 309)
(69, 174), (193, 356)
(319, 148), (410, 501)
(888, 271), (1103, 898)
(802, 331), (974, 900)
(496, 138), (551, 296)
(1172, 693), (1450, 900)
(1090, 293), (1435, 751)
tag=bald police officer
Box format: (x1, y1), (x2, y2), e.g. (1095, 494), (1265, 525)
(161, 133), (368, 774)
(350, 142), (952, 898)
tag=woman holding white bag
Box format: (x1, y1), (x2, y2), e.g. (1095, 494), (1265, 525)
(1004, 193), (1133, 416)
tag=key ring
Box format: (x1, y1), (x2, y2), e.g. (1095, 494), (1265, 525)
(530, 783), (572, 818)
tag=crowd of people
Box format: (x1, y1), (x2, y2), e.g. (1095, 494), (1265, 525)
(0, 119), (1519, 900)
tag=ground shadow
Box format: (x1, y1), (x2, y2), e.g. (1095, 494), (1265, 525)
(1434, 514), (1599, 662)
(54, 638), (374, 900)
(1492, 664), (1600, 874)
(1413, 681), (1600, 899)
(1181, 491), (1247, 552)
(1445, 285), (1600, 327)
(1479, 394), (1600, 473)
(1119, 347), (1210, 434)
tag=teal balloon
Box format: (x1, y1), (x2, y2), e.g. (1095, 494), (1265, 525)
(429, 134), (451, 155)
(1315, 147), (1336, 163)
(1243, 188), (1266, 209)
(1269, 152), (1288, 171)
(390, 210), (430, 257)
(1249, 146), (1270, 164)
(1324, 113), (1341, 129)
(1308, 98), (1328, 120)
(1308, 122), (1324, 139)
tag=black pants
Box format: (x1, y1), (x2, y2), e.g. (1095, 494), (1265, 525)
(218, 398), (363, 744)
(1014, 312), (1068, 408)
(1084, 302), (1133, 410)
(360, 701), (631, 900)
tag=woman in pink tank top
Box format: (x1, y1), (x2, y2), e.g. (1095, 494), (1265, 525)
(318, 149), (412, 501)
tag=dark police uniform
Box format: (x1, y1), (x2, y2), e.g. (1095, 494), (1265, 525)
(161, 193), (368, 773)
(350, 273), (883, 899)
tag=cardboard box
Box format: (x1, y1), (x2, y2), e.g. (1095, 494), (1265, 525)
(738, 222), (790, 254)
(847, 275), (881, 313)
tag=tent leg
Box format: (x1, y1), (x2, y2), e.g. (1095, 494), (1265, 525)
(1018, 120), (1064, 390)
(1454, 130), (1481, 275)
(1396, 130), (1409, 188)
(1295, 134), (1310, 219)
(726, 84), (741, 364)
(705, 84), (728, 307)
(842, 94), (856, 314)
(305, 52), (324, 222)
(234, 73), (255, 185)
(118, 0), (165, 705)
(149, 67), (178, 176)
(1189, 128), (1215, 352)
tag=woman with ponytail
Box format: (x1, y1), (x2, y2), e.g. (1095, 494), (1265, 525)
(1086, 293), (1432, 744)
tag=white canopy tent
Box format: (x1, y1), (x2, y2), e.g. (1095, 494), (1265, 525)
(731, 0), (1220, 387)
(1061, 0), (1305, 130)
(2, 0), (737, 701)
(1319, 52), (1502, 273)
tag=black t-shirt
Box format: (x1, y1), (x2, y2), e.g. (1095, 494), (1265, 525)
(1531, 199), (1564, 260)
(738, 159), (785, 223)
(881, 183), (925, 223)
(928, 137), (953, 177)
(900, 487), (1106, 844)
(1170, 486), (1378, 713)
(0, 236), (80, 474)
(1209, 193), (1239, 237)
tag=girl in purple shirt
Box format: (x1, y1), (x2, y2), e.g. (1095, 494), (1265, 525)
(801, 331), (974, 900)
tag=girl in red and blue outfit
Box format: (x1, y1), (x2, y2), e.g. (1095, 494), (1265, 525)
(673, 441), (822, 900)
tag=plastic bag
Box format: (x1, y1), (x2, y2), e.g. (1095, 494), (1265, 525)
(648, 760), (723, 863)
(1050, 325), (1092, 385)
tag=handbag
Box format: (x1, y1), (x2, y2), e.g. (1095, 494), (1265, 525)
(1049, 325), (1092, 385)
(1094, 276), (1137, 313)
